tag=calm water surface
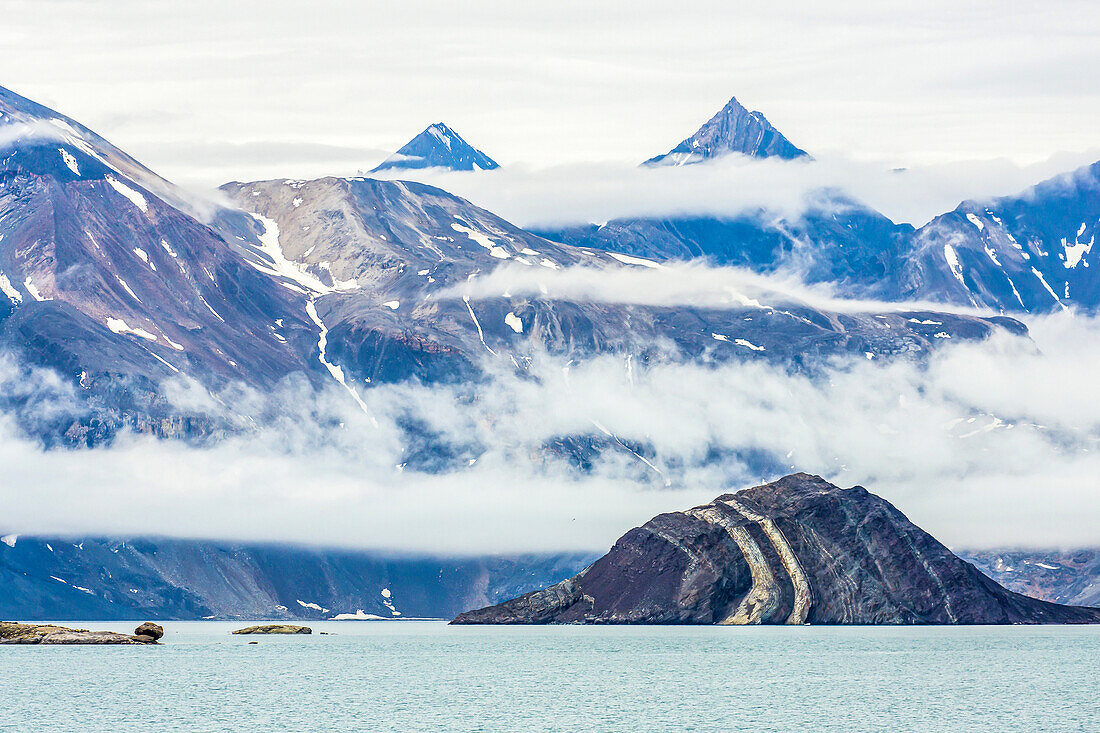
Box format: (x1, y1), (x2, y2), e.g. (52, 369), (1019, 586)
(2, 621), (1097, 732)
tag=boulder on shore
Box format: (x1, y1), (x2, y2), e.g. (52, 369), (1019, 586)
(135, 622), (164, 640)
(0, 621), (161, 644)
(232, 624), (312, 635)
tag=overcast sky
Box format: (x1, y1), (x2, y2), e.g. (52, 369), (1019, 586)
(3, 0), (1098, 188)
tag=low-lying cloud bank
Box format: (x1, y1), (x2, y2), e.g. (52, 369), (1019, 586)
(1, 311), (1099, 553)
(372, 150), (1100, 229)
(448, 260), (987, 316)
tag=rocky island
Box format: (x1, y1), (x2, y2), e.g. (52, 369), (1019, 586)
(453, 474), (1100, 625)
(0, 621), (164, 644)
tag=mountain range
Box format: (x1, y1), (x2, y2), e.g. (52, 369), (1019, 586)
(0, 84), (1015, 448)
(0, 83), (1096, 619)
(0, 533), (591, 621)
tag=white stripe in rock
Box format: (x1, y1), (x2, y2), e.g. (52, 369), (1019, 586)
(688, 506), (779, 625)
(721, 497), (812, 625)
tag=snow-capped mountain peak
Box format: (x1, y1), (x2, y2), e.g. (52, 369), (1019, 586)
(371, 122), (499, 173)
(644, 95), (809, 166)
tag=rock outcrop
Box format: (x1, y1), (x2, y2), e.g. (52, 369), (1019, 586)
(0, 621), (161, 644)
(232, 624), (312, 635)
(453, 474), (1100, 625)
(134, 621), (164, 640)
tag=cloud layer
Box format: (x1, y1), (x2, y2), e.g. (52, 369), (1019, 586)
(382, 151), (1100, 228)
(1, 310), (1098, 553)
(448, 258), (988, 314)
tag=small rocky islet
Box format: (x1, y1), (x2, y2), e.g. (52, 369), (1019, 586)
(453, 473), (1100, 626)
(232, 624), (312, 635)
(0, 621), (164, 644)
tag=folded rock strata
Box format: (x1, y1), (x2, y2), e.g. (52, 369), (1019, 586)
(453, 474), (1100, 625)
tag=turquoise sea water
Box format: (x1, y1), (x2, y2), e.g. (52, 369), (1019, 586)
(1, 621), (1097, 732)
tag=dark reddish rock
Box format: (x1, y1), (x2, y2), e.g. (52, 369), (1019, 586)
(453, 474), (1100, 626)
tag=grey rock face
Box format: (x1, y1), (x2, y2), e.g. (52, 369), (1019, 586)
(371, 123), (499, 172)
(453, 474), (1100, 625)
(644, 96), (809, 166)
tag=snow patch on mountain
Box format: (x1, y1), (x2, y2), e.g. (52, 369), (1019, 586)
(943, 244), (965, 286)
(0, 273), (22, 303)
(106, 317), (158, 342)
(245, 213), (358, 294)
(451, 222), (511, 259)
(105, 175), (148, 213)
(608, 252), (662, 269)
(58, 147), (79, 175)
(22, 277), (49, 301)
(305, 297), (377, 424)
(1062, 232), (1093, 269)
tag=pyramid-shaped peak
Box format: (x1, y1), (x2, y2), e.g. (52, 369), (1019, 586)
(371, 122), (499, 173)
(719, 95), (750, 113)
(644, 95), (809, 166)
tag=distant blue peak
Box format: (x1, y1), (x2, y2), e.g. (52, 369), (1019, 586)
(371, 123), (499, 173)
(644, 95), (809, 166)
